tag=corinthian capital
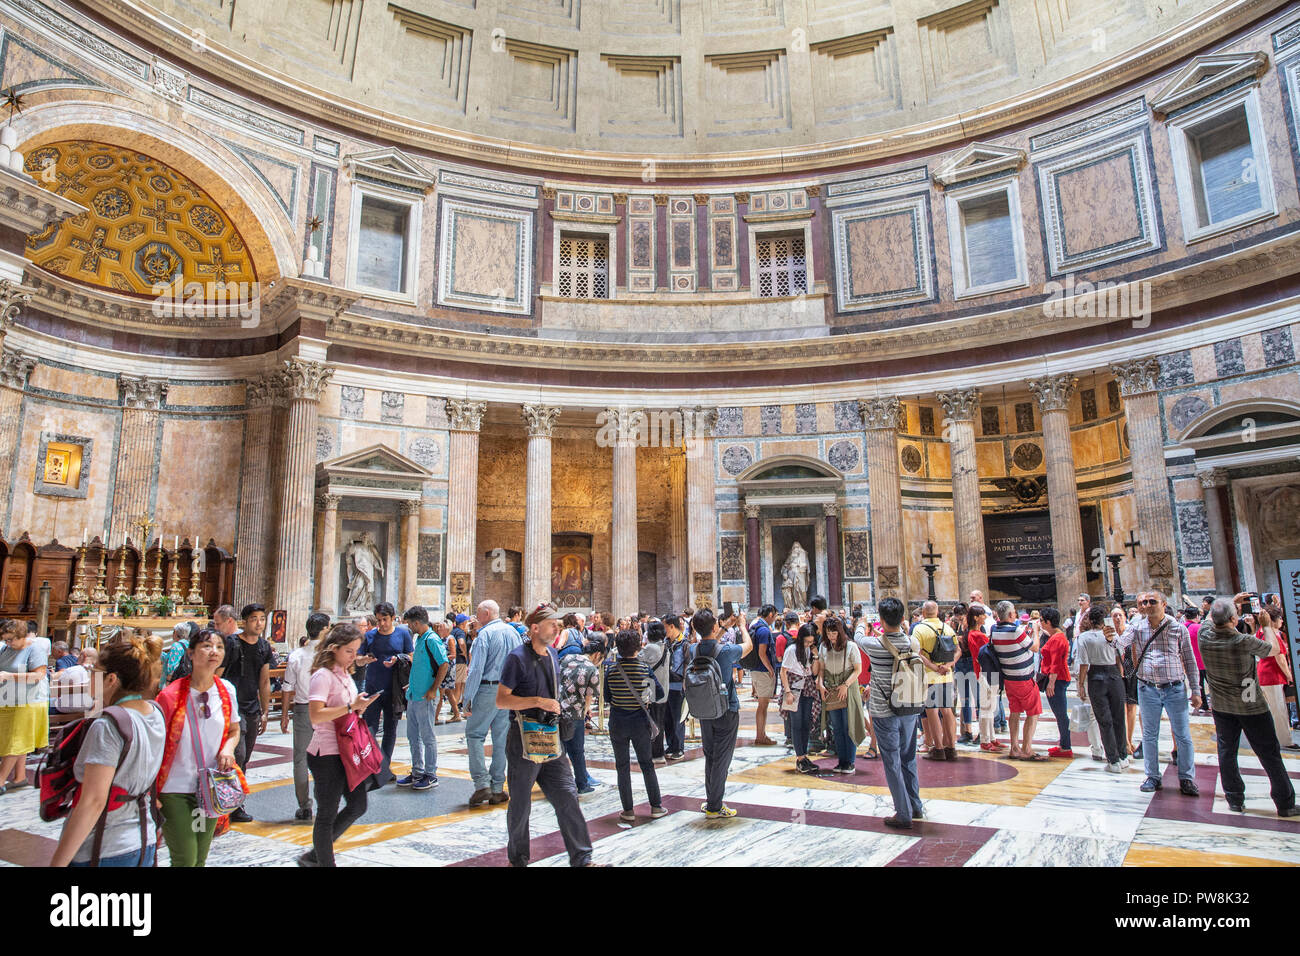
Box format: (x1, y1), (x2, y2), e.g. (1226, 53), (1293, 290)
(936, 388), (981, 423)
(0, 348), (36, 390)
(446, 399), (487, 432)
(859, 396), (901, 431)
(1197, 468), (1228, 490)
(245, 374), (278, 408)
(521, 403), (562, 437)
(401, 499), (423, 516)
(1025, 373), (1078, 413)
(681, 406), (718, 439)
(279, 359), (333, 402)
(0, 278), (31, 333)
(120, 374), (168, 410)
(1109, 358), (1161, 397)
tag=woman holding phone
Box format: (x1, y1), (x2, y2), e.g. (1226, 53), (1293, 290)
(299, 623), (376, 867)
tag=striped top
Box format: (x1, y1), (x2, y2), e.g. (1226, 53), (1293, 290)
(603, 658), (656, 712)
(990, 622), (1036, 680)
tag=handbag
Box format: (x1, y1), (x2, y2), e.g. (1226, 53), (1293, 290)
(187, 703), (246, 818)
(615, 660), (661, 739)
(331, 672), (382, 790)
(520, 649), (564, 763)
(822, 645), (850, 711)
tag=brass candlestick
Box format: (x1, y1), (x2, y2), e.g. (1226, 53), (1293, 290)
(91, 545), (110, 604)
(132, 515), (155, 604)
(167, 550), (183, 606)
(149, 544), (164, 603)
(186, 541), (203, 605)
(69, 543), (90, 604)
(112, 544), (129, 606)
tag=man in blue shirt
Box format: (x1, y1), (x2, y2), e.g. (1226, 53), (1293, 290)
(463, 599), (525, 806)
(693, 606), (753, 818)
(398, 605), (449, 790)
(360, 601), (414, 785)
(497, 602), (596, 866)
(749, 605), (779, 746)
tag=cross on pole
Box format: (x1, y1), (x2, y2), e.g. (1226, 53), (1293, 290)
(921, 541), (942, 565)
(1123, 530), (1142, 561)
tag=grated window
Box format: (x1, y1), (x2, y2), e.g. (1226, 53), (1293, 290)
(557, 234), (609, 299)
(755, 232), (807, 298)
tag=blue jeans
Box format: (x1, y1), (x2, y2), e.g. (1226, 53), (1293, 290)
(873, 712), (922, 823)
(406, 697), (439, 777)
(466, 684), (510, 792)
(790, 695), (814, 757)
(827, 705), (853, 768)
(71, 845), (156, 867)
(563, 717), (595, 790)
(1045, 680), (1071, 750)
(1137, 680), (1194, 782)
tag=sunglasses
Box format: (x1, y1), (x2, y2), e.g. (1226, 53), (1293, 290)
(197, 690), (211, 719)
(1138, 599), (1160, 607)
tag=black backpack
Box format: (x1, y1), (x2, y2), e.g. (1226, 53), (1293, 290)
(920, 621), (958, 664)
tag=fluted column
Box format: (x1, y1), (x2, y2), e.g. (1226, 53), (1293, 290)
(263, 372), (291, 601)
(1111, 359), (1179, 594)
(522, 403), (561, 608)
(824, 502), (842, 607)
(402, 499), (422, 611)
(937, 388), (987, 600)
(233, 375), (277, 607)
(684, 406), (718, 609)
(1197, 469), (1234, 595)
(1027, 373), (1087, 605)
(744, 503), (762, 606)
(273, 359), (332, 641)
(860, 396), (906, 603)
(109, 375), (167, 546)
(669, 449), (687, 611)
(315, 494), (341, 615)
(608, 408), (641, 619)
(445, 399), (485, 608)
(0, 348), (35, 535)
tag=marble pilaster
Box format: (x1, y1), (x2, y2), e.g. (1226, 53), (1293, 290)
(402, 498), (422, 611)
(684, 407), (718, 609)
(744, 503), (761, 606)
(669, 450), (687, 611)
(445, 399), (485, 606)
(824, 502), (842, 607)
(937, 388), (988, 601)
(0, 347), (35, 535)
(1197, 469), (1234, 595)
(233, 375), (277, 607)
(273, 359), (332, 643)
(316, 493), (342, 615)
(522, 403), (561, 608)
(608, 408), (640, 619)
(1111, 359), (1179, 594)
(109, 375), (167, 546)
(859, 397), (905, 603)
(1026, 373), (1088, 604)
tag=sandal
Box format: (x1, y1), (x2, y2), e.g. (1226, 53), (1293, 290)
(864, 748), (880, 760)
(1025, 752), (1048, 762)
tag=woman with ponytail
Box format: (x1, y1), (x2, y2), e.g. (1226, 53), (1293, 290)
(155, 627), (244, 865)
(50, 632), (166, 867)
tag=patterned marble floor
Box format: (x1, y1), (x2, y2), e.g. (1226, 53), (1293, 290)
(3, 685), (1298, 867)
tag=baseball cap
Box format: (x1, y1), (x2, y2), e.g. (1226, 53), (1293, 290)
(524, 602), (563, 627)
(454, 613), (469, 625)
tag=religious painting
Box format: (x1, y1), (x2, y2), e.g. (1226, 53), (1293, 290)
(34, 432), (92, 500)
(43, 446), (75, 485)
(270, 609), (287, 646)
(552, 533), (593, 608)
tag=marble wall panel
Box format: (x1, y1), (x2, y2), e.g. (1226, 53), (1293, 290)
(1220, 374), (1300, 405)
(1069, 425), (1105, 469)
(925, 440), (951, 478)
(29, 366), (118, 402)
(1190, 345), (1217, 384)
(975, 441), (1004, 477)
(1056, 153), (1142, 254)
(1242, 333), (1266, 373)
(901, 506), (957, 600)
(167, 384), (246, 407)
(1263, 327), (1296, 367)
(156, 418), (242, 549)
(10, 401), (116, 542)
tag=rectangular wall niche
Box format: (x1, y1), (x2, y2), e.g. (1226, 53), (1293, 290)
(552, 533), (593, 608)
(34, 432), (92, 499)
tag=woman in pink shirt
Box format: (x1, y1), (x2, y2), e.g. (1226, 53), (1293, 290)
(1257, 610), (1296, 749)
(299, 622), (377, 867)
(1186, 610), (1207, 714)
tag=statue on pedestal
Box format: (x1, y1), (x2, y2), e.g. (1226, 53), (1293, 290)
(343, 531), (384, 614)
(781, 541), (810, 610)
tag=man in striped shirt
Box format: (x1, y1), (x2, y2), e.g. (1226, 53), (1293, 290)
(990, 600), (1045, 761)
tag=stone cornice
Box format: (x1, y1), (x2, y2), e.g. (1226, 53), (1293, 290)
(259, 278), (361, 328)
(0, 165), (85, 235)
(82, 0), (1281, 180)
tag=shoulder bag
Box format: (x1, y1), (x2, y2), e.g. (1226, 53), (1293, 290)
(187, 696), (247, 818)
(520, 651), (565, 761)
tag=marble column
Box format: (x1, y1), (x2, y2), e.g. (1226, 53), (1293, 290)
(1026, 373), (1088, 605)
(521, 403), (560, 608)
(262, 371), (291, 601)
(0, 348), (35, 535)
(315, 493), (341, 615)
(669, 449), (687, 611)
(1110, 358), (1179, 594)
(445, 399), (485, 608)
(402, 498), (422, 611)
(109, 376), (168, 546)
(273, 359), (332, 642)
(860, 396), (905, 603)
(744, 503), (761, 606)
(1197, 469), (1234, 595)
(684, 407), (718, 609)
(937, 388), (988, 601)
(609, 408), (641, 619)
(233, 375), (277, 607)
(824, 502), (842, 608)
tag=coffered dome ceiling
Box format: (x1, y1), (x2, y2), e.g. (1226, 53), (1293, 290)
(118, 0), (1220, 157)
(23, 141), (257, 298)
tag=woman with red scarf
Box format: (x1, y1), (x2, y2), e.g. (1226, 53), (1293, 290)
(155, 628), (244, 866)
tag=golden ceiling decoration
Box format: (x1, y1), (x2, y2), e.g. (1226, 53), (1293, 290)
(24, 141), (257, 300)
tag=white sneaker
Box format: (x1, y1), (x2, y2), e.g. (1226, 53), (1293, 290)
(1106, 761), (1124, 773)
(1120, 757), (1131, 769)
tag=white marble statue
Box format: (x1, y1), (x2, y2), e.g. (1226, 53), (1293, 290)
(781, 541), (810, 610)
(343, 531), (384, 614)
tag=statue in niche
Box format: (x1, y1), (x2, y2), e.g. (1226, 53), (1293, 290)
(343, 531), (384, 614)
(781, 541), (810, 610)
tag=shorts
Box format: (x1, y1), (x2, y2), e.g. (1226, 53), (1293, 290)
(455, 663), (468, 684)
(1004, 678), (1043, 716)
(751, 670), (777, 698)
(924, 682), (957, 710)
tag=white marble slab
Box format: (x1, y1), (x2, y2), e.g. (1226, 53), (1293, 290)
(1132, 817), (1300, 863)
(964, 829), (1129, 867)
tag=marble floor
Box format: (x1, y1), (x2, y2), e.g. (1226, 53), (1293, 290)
(2, 684), (1298, 867)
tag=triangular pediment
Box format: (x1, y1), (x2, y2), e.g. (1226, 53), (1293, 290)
(344, 148), (435, 193)
(1152, 52), (1268, 116)
(933, 142), (1025, 186)
(318, 443), (432, 481)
